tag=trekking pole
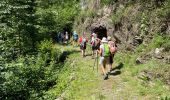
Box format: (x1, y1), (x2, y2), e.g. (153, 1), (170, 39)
(93, 56), (96, 71)
(96, 52), (98, 72)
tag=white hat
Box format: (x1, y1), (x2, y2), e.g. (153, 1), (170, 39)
(101, 37), (108, 43)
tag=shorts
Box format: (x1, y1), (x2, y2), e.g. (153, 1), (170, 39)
(99, 56), (110, 66)
(73, 39), (78, 42)
(92, 46), (96, 50)
(109, 54), (114, 64)
(80, 45), (86, 50)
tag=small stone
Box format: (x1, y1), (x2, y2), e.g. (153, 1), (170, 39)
(136, 57), (143, 64)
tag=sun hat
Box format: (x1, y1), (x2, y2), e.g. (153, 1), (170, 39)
(101, 37), (108, 43)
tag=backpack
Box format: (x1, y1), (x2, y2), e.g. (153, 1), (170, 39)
(103, 44), (110, 57)
(91, 39), (96, 46)
(73, 34), (78, 40)
(80, 38), (86, 47)
(109, 41), (117, 54)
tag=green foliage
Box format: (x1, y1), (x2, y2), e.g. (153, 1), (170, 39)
(0, 0), (37, 60)
(0, 0), (79, 99)
(162, 36), (170, 51)
(101, 0), (116, 5)
(115, 52), (170, 98)
(36, 0), (79, 40)
(42, 61), (72, 99)
(111, 6), (129, 24)
(150, 34), (168, 48)
(157, 0), (170, 18)
(111, 9), (124, 24)
(136, 34), (169, 53)
(0, 42), (62, 99)
(38, 39), (53, 53)
(87, 9), (97, 18)
(139, 13), (149, 38)
(161, 96), (170, 100)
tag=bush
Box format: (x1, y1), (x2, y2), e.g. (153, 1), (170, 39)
(150, 34), (169, 48)
(157, 0), (170, 18)
(0, 40), (62, 100)
(162, 37), (170, 51)
(38, 39), (53, 53)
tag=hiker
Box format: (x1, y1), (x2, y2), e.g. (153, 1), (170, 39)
(97, 37), (110, 80)
(65, 31), (69, 44)
(73, 31), (78, 46)
(79, 33), (88, 57)
(107, 36), (117, 72)
(91, 33), (97, 58)
(61, 32), (65, 44)
(58, 32), (62, 43)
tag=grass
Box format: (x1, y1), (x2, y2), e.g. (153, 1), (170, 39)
(114, 51), (170, 99)
(42, 42), (170, 99)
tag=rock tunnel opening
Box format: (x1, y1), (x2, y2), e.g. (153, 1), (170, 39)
(93, 26), (107, 40)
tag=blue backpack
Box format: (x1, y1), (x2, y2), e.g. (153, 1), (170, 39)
(73, 34), (78, 40)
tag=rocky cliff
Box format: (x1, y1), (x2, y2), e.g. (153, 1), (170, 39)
(74, 0), (170, 63)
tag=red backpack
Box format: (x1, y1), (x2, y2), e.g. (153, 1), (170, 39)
(109, 41), (117, 54)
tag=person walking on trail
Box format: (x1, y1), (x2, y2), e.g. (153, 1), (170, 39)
(65, 31), (69, 44)
(97, 37), (110, 80)
(107, 36), (117, 73)
(61, 32), (65, 44)
(79, 33), (88, 57)
(91, 33), (97, 58)
(73, 31), (78, 47)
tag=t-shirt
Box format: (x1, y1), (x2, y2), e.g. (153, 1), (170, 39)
(91, 37), (95, 46)
(65, 33), (68, 39)
(100, 44), (104, 57)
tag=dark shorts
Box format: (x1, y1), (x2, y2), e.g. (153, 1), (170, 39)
(73, 39), (78, 42)
(92, 46), (96, 50)
(80, 45), (86, 50)
(92, 45), (100, 51)
(109, 54), (115, 64)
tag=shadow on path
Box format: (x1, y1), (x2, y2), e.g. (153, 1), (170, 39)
(59, 50), (80, 62)
(110, 62), (124, 76)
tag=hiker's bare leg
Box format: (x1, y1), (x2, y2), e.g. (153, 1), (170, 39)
(82, 49), (85, 57)
(81, 50), (83, 56)
(73, 41), (74, 46)
(101, 65), (106, 75)
(109, 55), (113, 71)
(102, 60), (107, 75)
(109, 64), (112, 72)
(95, 50), (97, 57)
(100, 65), (104, 75)
(92, 50), (94, 57)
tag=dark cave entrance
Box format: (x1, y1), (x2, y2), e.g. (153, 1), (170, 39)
(93, 26), (107, 40)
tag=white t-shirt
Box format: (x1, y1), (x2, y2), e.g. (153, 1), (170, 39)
(65, 33), (68, 39)
(100, 44), (105, 57)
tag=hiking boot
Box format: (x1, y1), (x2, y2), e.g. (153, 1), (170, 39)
(103, 74), (108, 80)
(107, 72), (111, 75)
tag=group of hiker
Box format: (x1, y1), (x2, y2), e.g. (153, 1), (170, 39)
(57, 31), (117, 80)
(57, 31), (69, 44)
(57, 31), (79, 46)
(78, 32), (117, 80)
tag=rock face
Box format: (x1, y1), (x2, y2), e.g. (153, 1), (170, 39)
(154, 48), (164, 59)
(77, 0), (170, 56)
(87, 3), (143, 49)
